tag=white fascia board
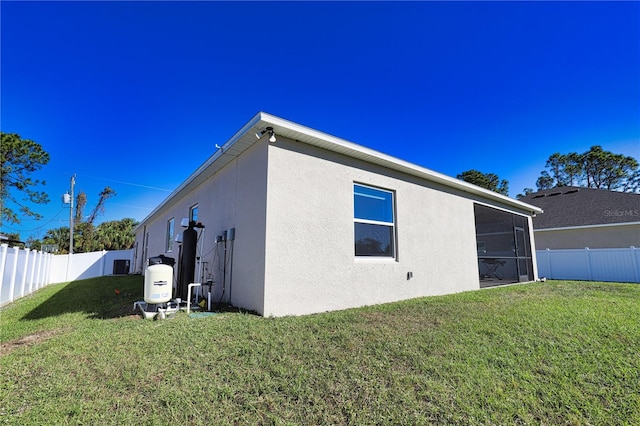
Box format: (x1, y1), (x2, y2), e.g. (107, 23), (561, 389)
(534, 222), (640, 232)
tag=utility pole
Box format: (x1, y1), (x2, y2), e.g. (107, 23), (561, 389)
(63, 174), (76, 281)
(69, 175), (75, 254)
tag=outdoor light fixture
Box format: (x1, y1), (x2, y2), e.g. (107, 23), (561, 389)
(180, 217), (190, 227)
(255, 126), (276, 143)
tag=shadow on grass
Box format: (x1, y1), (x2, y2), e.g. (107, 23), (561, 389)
(21, 275), (145, 320)
(209, 303), (258, 316)
(21, 275), (257, 321)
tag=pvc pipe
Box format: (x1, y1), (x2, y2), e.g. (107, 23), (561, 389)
(186, 283), (201, 314)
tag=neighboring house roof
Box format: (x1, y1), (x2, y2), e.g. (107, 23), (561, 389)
(520, 186), (640, 230)
(136, 112), (542, 230)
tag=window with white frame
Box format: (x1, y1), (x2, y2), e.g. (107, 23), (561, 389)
(190, 204), (199, 224)
(354, 183), (396, 257)
(166, 218), (175, 252)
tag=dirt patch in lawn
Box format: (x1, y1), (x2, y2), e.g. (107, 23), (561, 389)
(0, 329), (68, 357)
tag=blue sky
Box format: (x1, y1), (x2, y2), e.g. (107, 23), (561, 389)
(2, 1), (639, 241)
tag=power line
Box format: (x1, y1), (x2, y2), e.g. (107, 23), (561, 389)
(76, 173), (173, 192)
(1, 207), (67, 234)
(107, 202), (154, 211)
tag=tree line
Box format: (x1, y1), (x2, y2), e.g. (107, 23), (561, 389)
(34, 217), (138, 253)
(458, 145), (639, 198)
(1, 132), (137, 252)
(2, 132), (638, 252)
(532, 145), (639, 193)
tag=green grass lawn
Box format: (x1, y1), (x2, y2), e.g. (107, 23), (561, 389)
(1, 276), (639, 425)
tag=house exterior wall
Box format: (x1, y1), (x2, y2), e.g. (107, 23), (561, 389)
(534, 223), (640, 250)
(133, 123), (539, 317)
(133, 140), (270, 314)
(262, 137), (484, 317)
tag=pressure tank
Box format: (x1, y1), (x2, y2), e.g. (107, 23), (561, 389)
(144, 264), (173, 304)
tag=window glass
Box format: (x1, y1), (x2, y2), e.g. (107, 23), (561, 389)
(190, 205), (199, 223)
(354, 185), (394, 223)
(355, 223), (394, 256)
(354, 184), (395, 257)
(166, 218), (175, 252)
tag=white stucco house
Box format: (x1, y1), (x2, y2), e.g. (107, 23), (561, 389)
(133, 112), (543, 317)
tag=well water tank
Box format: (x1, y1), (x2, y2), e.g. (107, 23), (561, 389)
(144, 264), (173, 304)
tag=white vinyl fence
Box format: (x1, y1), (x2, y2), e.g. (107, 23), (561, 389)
(0, 244), (53, 308)
(537, 247), (640, 283)
(1, 245), (134, 308)
(49, 250), (134, 284)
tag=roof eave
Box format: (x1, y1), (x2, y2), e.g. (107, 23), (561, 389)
(133, 112), (266, 232)
(135, 112), (543, 232)
(259, 112), (543, 216)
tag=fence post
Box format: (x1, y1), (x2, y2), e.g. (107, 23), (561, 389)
(36, 251), (44, 290)
(33, 251), (40, 291)
(100, 250), (107, 277)
(0, 244), (7, 290)
(19, 248), (30, 298)
(630, 246), (639, 283)
(27, 249), (36, 294)
(40, 252), (47, 288)
(44, 252), (52, 286)
(65, 254), (72, 283)
(40, 252), (47, 289)
(30, 251), (37, 291)
(585, 247), (593, 281)
(7, 247), (19, 303)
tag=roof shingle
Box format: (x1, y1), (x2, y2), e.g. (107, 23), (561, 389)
(521, 187), (640, 229)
